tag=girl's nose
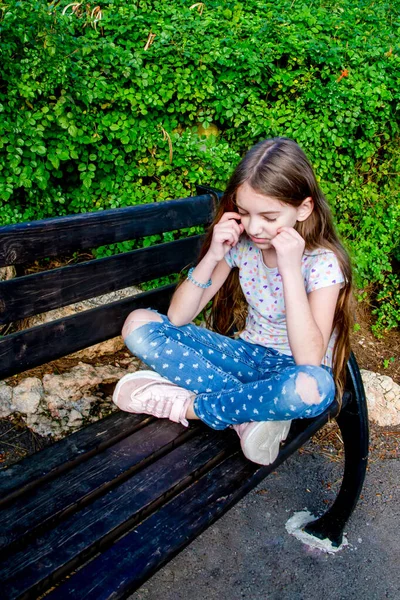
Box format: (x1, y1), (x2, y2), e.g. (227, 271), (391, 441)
(248, 218), (263, 237)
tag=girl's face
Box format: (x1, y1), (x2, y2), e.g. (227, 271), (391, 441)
(235, 182), (311, 249)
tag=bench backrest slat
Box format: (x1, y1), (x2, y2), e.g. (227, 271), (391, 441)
(0, 236), (203, 324)
(0, 191), (219, 380)
(0, 195), (218, 266)
(0, 285), (174, 379)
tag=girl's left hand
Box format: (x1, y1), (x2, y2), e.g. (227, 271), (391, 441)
(270, 227), (305, 274)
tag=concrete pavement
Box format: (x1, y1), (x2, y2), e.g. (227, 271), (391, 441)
(130, 448), (400, 600)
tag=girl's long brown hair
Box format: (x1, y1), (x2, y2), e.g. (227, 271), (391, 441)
(197, 138), (353, 405)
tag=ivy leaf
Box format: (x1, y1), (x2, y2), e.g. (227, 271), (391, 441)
(68, 125), (78, 137)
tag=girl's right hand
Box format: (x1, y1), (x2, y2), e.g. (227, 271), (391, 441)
(208, 212), (244, 262)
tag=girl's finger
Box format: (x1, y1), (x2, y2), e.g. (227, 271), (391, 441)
(272, 231), (292, 243)
(224, 234), (239, 249)
(215, 221), (242, 238)
(270, 234), (296, 250)
(214, 227), (239, 245)
(219, 212), (242, 223)
(276, 226), (304, 241)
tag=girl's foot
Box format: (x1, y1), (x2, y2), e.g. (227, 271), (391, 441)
(112, 370), (194, 426)
(233, 420), (292, 465)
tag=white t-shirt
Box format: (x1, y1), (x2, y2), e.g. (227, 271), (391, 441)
(224, 235), (345, 367)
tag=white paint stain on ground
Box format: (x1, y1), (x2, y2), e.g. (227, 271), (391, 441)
(285, 511), (349, 554)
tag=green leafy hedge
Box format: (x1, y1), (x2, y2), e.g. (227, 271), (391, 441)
(0, 0), (399, 332)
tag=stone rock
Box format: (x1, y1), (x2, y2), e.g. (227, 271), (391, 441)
(12, 377), (44, 415)
(0, 382), (13, 418)
(361, 369), (400, 427)
(46, 402), (68, 420)
(42, 363), (130, 404)
(0, 267), (17, 334)
(379, 375), (394, 392)
(25, 413), (62, 438)
(40, 363), (131, 432)
(72, 337), (125, 360)
(0, 266), (16, 281)
(68, 409), (84, 427)
(70, 395), (98, 417)
(2, 357), (143, 437)
(385, 390), (396, 402)
(18, 286), (140, 360)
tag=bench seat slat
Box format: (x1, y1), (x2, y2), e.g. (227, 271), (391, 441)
(2, 429), (234, 600)
(44, 452), (262, 600)
(0, 419), (189, 551)
(0, 412), (150, 506)
(40, 408), (341, 600)
(0, 194), (219, 266)
(0, 285), (174, 380)
(0, 401), (351, 600)
(0, 236), (203, 324)
(41, 407), (336, 600)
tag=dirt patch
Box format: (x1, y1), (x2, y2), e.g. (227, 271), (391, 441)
(0, 414), (53, 467)
(4, 350), (133, 387)
(351, 303), (400, 382)
(302, 419), (400, 464)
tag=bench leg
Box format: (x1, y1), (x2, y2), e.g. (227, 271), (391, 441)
(303, 353), (369, 547)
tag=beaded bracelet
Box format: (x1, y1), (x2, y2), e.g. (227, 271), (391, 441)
(187, 267), (212, 289)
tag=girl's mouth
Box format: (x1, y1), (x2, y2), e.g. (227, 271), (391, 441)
(249, 235), (270, 243)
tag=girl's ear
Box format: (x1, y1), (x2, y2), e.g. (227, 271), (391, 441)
(296, 196), (314, 222)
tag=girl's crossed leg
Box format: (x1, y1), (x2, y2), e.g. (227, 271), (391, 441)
(116, 309), (335, 430)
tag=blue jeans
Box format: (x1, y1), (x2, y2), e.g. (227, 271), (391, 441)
(124, 311), (336, 431)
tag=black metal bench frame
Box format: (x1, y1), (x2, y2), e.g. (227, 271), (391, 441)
(0, 188), (369, 600)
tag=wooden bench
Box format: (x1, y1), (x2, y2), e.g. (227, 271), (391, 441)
(0, 187), (369, 600)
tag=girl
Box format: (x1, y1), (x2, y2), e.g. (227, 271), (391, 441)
(112, 137), (353, 465)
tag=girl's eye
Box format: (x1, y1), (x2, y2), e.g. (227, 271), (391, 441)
(264, 217), (277, 223)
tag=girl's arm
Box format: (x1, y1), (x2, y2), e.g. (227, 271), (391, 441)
(272, 227), (341, 365)
(167, 213), (243, 326)
(282, 270), (341, 365)
(167, 257), (231, 326)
